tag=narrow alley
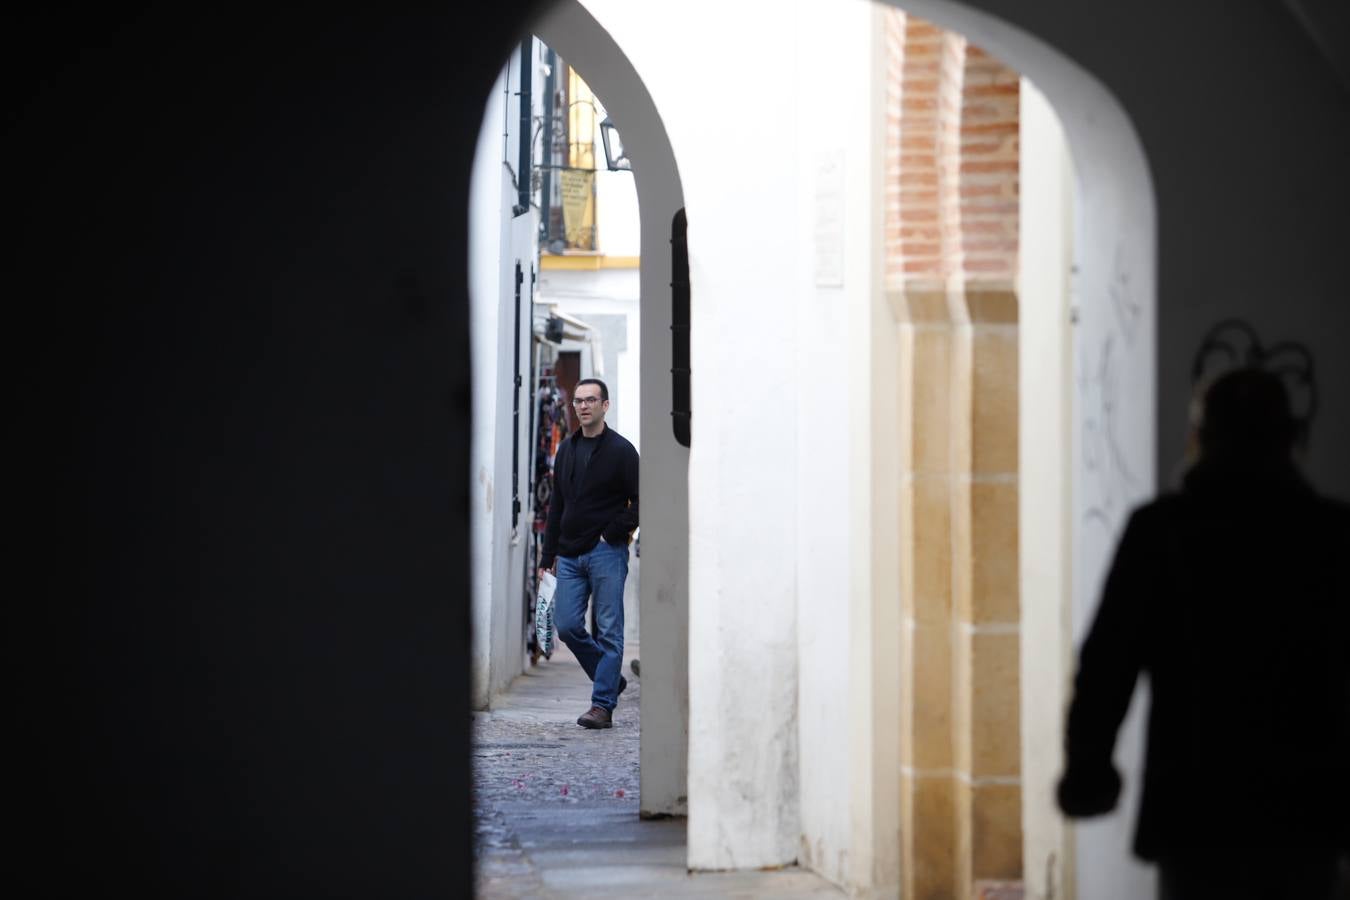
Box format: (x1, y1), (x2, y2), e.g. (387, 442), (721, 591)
(472, 644), (844, 898)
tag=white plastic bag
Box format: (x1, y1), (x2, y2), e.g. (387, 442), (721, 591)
(535, 571), (556, 659)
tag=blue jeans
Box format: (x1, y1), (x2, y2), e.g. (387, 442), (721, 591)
(554, 538), (628, 711)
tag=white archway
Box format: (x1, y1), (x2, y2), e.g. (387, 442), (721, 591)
(512, 1), (1159, 896)
(530, 0), (692, 820)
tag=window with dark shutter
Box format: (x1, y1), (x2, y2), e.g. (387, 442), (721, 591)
(671, 208), (690, 447)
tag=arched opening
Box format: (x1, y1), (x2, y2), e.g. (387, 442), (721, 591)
(469, 0), (691, 823)
(470, 1), (1157, 897)
(528, 1), (690, 820)
(892, 5), (1157, 898)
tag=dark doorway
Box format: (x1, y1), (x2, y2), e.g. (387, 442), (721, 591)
(556, 350), (582, 432)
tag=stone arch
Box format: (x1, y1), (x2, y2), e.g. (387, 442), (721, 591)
(880, 2), (1157, 899)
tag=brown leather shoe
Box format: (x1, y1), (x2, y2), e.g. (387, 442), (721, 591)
(577, 706), (613, 729)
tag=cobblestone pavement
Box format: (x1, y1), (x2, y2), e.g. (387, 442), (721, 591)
(473, 644), (843, 898)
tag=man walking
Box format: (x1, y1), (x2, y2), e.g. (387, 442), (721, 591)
(1057, 367), (1350, 899)
(539, 378), (639, 729)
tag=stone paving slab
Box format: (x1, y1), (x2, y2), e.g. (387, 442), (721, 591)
(474, 643), (844, 898)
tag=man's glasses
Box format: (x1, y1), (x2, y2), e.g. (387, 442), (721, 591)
(572, 396), (603, 407)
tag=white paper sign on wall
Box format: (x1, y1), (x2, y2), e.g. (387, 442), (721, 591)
(815, 150), (845, 287)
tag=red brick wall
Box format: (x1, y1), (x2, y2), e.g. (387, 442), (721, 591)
(959, 46), (1019, 283)
(939, 30), (967, 285)
(883, 15), (1020, 290)
(891, 14), (947, 284)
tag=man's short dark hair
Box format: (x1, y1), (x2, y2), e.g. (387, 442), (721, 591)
(1198, 367), (1296, 459)
(575, 378), (609, 401)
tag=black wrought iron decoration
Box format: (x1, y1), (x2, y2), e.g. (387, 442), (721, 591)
(1189, 318), (1317, 448)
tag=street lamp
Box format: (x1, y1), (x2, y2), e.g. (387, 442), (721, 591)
(598, 117), (631, 172)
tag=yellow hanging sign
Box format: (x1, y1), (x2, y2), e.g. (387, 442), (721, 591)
(559, 168), (595, 248)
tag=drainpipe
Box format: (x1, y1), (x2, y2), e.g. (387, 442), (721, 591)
(514, 38), (532, 217)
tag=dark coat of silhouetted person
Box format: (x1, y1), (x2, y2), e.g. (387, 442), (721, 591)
(1057, 368), (1350, 900)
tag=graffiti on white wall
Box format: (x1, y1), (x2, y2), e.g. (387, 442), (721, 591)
(1078, 334), (1138, 531)
(1109, 242), (1144, 347)
(1078, 242), (1147, 535)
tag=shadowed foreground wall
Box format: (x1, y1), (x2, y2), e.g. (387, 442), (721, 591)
(9, 7), (545, 896)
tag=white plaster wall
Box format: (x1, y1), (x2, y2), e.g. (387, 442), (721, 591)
(489, 212), (537, 705)
(533, 0), (690, 820)
(470, 51), (544, 711)
(575, 0), (804, 868)
(859, 10), (903, 892)
(678, 0), (802, 864)
(468, 66), (510, 710)
(576, 0), (898, 878)
(1052, 42), (1158, 900)
(1064, 166), (1157, 900)
(793, 1), (897, 894)
(1018, 76), (1075, 900)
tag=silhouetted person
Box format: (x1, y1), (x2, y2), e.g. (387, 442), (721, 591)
(1058, 367), (1350, 900)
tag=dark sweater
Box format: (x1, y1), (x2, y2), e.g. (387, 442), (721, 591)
(1058, 456), (1350, 859)
(540, 424), (639, 568)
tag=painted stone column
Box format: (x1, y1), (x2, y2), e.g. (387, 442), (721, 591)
(950, 42), (1024, 899)
(897, 286), (962, 900)
(887, 14), (1024, 898)
(950, 287), (1022, 899)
